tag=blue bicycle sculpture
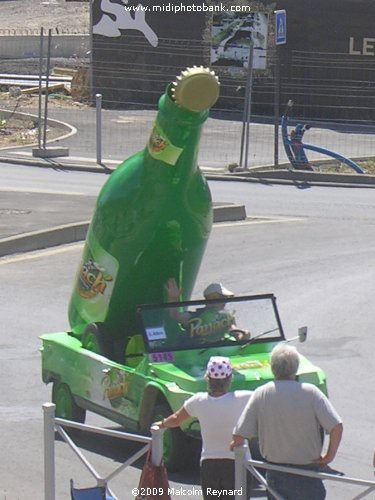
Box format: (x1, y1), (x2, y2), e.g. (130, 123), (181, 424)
(281, 100), (365, 174)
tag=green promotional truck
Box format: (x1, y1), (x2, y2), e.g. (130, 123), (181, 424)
(41, 293), (327, 470)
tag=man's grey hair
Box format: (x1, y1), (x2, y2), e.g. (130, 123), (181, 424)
(206, 375), (232, 394)
(271, 344), (300, 379)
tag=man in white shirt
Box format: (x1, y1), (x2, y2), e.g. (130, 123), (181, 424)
(154, 356), (252, 499)
(231, 344), (343, 500)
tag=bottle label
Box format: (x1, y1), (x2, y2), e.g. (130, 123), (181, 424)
(71, 231), (119, 323)
(147, 121), (183, 166)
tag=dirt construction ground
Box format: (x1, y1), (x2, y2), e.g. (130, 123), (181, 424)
(0, 1), (90, 148)
(0, 0), (89, 33)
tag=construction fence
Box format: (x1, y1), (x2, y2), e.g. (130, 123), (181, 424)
(1, 32), (375, 171)
(43, 403), (375, 500)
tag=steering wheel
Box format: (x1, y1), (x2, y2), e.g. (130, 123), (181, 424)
(230, 328), (251, 341)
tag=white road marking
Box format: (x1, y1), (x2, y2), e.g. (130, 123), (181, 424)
(0, 187), (85, 195)
(0, 243), (83, 266)
(111, 115), (154, 124)
(214, 216), (304, 228)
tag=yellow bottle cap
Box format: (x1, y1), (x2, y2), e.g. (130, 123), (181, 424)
(171, 66), (220, 112)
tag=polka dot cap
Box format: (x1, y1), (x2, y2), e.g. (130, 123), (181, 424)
(206, 356), (233, 379)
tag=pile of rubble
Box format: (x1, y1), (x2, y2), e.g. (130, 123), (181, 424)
(0, 66), (90, 103)
(0, 0), (89, 33)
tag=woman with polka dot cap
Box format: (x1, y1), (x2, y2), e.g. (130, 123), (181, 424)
(153, 356), (253, 499)
(207, 356), (233, 379)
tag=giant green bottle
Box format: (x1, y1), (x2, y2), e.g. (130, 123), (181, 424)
(68, 66), (220, 354)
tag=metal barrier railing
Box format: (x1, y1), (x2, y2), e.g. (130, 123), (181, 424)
(43, 402), (163, 500)
(234, 445), (375, 500)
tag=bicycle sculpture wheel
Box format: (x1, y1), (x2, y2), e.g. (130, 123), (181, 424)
(281, 100), (365, 174)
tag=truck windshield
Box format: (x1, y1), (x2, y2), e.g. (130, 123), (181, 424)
(138, 294), (284, 353)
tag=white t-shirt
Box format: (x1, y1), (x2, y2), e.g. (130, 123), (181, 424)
(184, 390), (252, 461)
(234, 381), (342, 465)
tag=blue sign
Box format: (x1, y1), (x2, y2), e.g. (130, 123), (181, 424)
(275, 10), (287, 45)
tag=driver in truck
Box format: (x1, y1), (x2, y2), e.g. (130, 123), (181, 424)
(165, 278), (250, 343)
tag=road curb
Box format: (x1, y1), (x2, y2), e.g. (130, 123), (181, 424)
(209, 174), (375, 189)
(208, 173), (375, 189)
(0, 204), (246, 258)
(213, 203), (246, 222)
(231, 169), (375, 186)
(0, 110), (77, 153)
(0, 221), (89, 257)
(0, 155), (108, 174)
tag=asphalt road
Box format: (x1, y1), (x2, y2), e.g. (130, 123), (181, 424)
(1, 166), (375, 499)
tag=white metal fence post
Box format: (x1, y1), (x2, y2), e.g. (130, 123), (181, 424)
(37, 27), (44, 149)
(43, 403), (56, 500)
(150, 425), (164, 466)
(96, 93), (102, 165)
(239, 40), (254, 171)
(234, 445), (247, 500)
(42, 29), (52, 149)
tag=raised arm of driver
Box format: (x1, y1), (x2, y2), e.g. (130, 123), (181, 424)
(153, 407), (190, 429)
(165, 278), (182, 302)
(165, 278), (191, 325)
(313, 422), (343, 466)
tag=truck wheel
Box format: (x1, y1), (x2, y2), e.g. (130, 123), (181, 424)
(153, 403), (194, 472)
(52, 382), (86, 423)
(82, 323), (112, 358)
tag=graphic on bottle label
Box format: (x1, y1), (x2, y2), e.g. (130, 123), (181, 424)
(148, 121), (183, 166)
(78, 258), (113, 299)
(72, 231), (119, 323)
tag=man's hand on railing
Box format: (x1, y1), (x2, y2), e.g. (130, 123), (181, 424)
(312, 455), (333, 467)
(312, 422), (343, 467)
(230, 434), (245, 451)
